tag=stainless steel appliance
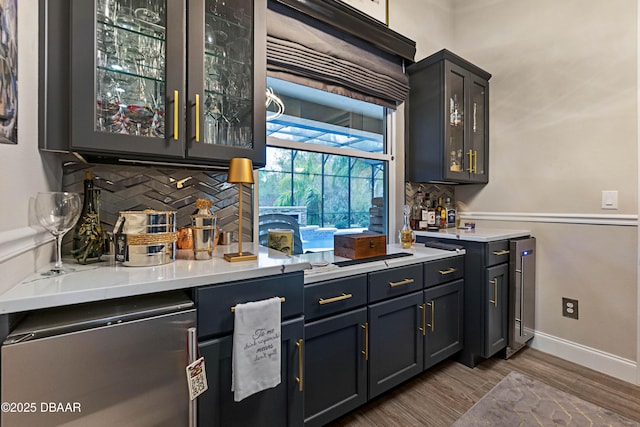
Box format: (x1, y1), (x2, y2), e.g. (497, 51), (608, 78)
(506, 236), (536, 358)
(1, 292), (197, 427)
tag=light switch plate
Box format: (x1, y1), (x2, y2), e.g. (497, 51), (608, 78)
(601, 190), (618, 210)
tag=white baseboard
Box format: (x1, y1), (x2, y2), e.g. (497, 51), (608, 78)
(530, 331), (638, 385)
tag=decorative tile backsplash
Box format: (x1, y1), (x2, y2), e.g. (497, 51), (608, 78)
(62, 163), (253, 241)
(405, 182), (454, 206)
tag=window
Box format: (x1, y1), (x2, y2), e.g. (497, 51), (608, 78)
(259, 78), (391, 252)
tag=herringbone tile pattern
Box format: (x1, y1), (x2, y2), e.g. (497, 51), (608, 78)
(62, 163), (252, 239)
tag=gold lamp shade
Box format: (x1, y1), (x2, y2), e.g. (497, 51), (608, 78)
(227, 158), (254, 184)
(224, 158), (257, 262)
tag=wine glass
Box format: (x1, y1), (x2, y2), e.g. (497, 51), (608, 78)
(35, 192), (82, 276)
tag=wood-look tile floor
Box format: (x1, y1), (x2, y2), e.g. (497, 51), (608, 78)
(329, 347), (640, 426)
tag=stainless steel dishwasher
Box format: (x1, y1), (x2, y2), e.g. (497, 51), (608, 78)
(1, 291), (197, 427)
(506, 236), (536, 358)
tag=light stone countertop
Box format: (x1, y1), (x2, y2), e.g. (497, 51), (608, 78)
(0, 243), (462, 315)
(414, 227), (531, 242)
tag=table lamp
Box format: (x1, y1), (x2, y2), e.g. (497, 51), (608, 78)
(224, 157), (257, 262)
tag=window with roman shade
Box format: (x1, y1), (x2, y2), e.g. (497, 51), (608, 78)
(266, 0), (415, 109)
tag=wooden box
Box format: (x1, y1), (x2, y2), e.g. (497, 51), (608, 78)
(334, 233), (387, 259)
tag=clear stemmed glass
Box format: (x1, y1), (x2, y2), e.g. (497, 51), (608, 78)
(35, 192), (82, 276)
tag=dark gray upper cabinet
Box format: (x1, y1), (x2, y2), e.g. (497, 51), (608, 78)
(41, 0), (266, 167)
(406, 49), (491, 184)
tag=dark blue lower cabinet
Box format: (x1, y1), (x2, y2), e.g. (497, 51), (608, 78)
(197, 318), (304, 427)
(485, 263), (509, 357)
(423, 280), (464, 370)
(303, 308), (368, 427)
(368, 292), (424, 399)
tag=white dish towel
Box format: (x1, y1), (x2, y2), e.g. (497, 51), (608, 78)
(232, 297), (282, 402)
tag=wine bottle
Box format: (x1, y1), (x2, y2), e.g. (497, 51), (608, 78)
(71, 171), (104, 264)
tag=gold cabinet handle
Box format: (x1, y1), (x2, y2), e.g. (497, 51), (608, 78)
(427, 301), (434, 332)
(389, 278), (414, 288)
(318, 293), (353, 305)
(361, 323), (369, 361)
(419, 304), (426, 336)
(489, 279), (498, 307)
(492, 250), (510, 256)
(295, 339), (303, 392)
(467, 149), (474, 172)
(473, 150), (478, 173)
(438, 267), (457, 275)
(174, 90), (179, 140)
(230, 297), (285, 312)
(195, 94), (200, 142)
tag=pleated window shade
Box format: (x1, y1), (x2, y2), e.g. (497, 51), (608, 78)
(266, 3), (410, 109)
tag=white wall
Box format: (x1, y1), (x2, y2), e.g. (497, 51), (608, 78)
(0, 0), (61, 289)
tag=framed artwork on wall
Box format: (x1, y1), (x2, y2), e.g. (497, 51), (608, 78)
(339, 0), (388, 25)
(0, 0), (17, 144)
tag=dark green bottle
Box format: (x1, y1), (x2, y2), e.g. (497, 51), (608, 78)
(72, 171), (104, 264)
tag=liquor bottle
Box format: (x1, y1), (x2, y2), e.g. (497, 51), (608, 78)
(399, 205), (414, 249)
(72, 170), (104, 264)
(426, 198), (438, 231)
(411, 189), (424, 230)
(445, 197), (456, 228)
(436, 197), (446, 229)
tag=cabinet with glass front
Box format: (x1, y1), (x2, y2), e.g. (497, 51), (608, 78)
(406, 49), (490, 184)
(61, 0), (265, 166)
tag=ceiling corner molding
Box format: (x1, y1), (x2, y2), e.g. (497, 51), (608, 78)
(460, 211), (638, 227)
(0, 227), (52, 263)
(270, 0), (416, 62)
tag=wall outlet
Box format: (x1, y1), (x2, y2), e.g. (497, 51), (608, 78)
(562, 297), (579, 319)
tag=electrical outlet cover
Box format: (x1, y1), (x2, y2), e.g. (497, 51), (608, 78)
(562, 297), (579, 319)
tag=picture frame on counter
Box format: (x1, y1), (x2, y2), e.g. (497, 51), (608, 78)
(338, 0), (388, 25)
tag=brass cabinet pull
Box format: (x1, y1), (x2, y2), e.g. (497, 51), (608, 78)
(295, 339), (303, 392)
(230, 297), (285, 312)
(438, 267), (457, 275)
(492, 250), (510, 256)
(427, 301), (435, 332)
(195, 94), (200, 142)
(473, 150), (478, 173)
(361, 323), (369, 361)
(318, 293), (353, 305)
(174, 90), (179, 140)
(467, 150), (474, 172)
(419, 304), (426, 336)
(388, 278), (414, 288)
(489, 279), (498, 307)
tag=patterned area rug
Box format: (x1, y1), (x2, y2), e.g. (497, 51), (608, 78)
(453, 371), (639, 426)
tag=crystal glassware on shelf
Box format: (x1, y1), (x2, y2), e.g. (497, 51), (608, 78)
(35, 192), (82, 276)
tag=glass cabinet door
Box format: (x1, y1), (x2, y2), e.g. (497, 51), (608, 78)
(469, 78), (488, 181)
(71, 0), (185, 158)
(187, 0), (266, 166)
(444, 63), (466, 181)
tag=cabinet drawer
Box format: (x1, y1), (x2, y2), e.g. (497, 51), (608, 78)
(305, 275), (367, 322)
(368, 264), (423, 303)
(195, 272), (303, 339)
(424, 256), (464, 288)
(485, 240), (510, 266)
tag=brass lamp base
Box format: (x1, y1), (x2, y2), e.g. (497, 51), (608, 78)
(224, 251), (258, 262)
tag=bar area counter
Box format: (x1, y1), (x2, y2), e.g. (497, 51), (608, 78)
(0, 243), (462, 314)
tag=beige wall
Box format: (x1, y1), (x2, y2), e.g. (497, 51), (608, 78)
(393, 0), (638, 373)
(0, 0), (60, 288)
(454, 0), (638, 365)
